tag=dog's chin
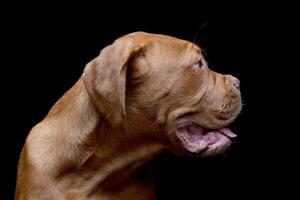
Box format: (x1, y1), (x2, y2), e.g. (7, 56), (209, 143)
(174, 121), (237, 157)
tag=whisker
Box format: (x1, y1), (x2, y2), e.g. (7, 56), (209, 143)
(193, 21), (208, 44)
(197, 36), (209, 44)
(201, 48), (209, 58)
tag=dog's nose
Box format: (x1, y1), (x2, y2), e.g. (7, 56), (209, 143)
(232, 77), (240, 89)
(225, 75), (240, 89)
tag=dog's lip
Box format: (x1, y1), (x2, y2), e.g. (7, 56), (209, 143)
(174, 121), (237, 155)
(176, 123), (237, 139)
(175, 119), (234, 134)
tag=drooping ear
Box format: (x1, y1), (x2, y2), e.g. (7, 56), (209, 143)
(82, 37), (141, 126)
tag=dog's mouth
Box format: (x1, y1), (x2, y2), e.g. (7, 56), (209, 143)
(175, 122), (237, 157)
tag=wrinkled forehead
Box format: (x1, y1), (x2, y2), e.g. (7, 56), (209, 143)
(124, 32), (202, 64)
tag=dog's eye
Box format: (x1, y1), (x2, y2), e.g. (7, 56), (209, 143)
(193, 59), (205, 69)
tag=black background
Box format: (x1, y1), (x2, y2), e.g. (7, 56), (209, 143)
(1, 2), (292, 199)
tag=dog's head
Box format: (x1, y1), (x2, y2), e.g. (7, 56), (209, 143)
(83, 32), (241, 157)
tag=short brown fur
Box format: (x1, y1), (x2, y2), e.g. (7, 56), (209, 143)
(15, 32), (241, 199)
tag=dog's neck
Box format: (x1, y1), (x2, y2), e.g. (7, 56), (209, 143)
(48, 79), (165, 195)
(87, 92), (166, 194)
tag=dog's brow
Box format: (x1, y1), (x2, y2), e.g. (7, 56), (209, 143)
(191, 44), (201, 53)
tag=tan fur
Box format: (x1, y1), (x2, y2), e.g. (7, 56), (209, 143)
(15, 32), (241, 199)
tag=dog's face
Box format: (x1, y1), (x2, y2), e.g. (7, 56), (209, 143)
(83, 32), (241, 157)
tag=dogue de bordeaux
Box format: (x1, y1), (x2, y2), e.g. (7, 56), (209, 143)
(16, 32), (242, 200)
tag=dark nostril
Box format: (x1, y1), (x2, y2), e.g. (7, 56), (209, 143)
(233, 78), (240, 89)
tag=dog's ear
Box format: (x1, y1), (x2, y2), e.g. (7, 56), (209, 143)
(83, 37), (141, 126)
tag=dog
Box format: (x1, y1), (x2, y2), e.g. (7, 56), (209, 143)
(15, 32), (241, 199)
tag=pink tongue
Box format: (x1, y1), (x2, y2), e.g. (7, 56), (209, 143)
(219, 128), (237, 138)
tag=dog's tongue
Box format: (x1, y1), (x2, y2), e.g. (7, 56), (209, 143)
(176, 125), (237, 154)
(219, 128), (237, 138)
(187, 126), (237, 138)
